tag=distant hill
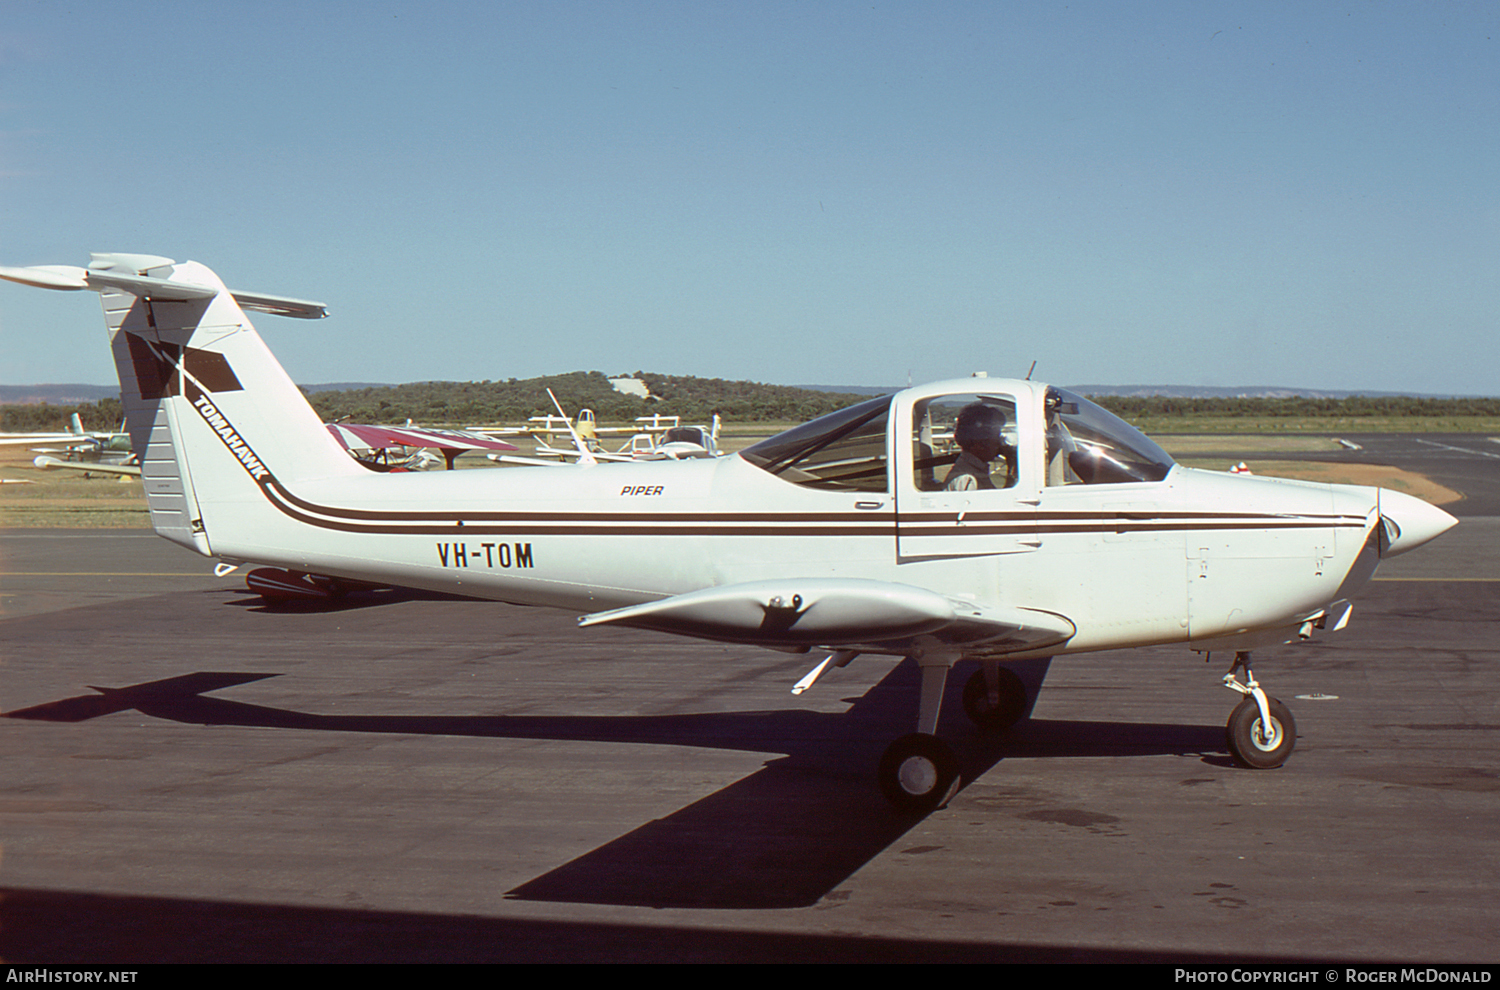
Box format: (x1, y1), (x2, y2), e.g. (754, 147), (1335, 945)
(804, 382), (1491, 400)
(304, 371), (872, 425)
(798, 384), (899, 397)
(0, 383), (120, 405)
(300, 382), (397, 394)
(5, 375), (1491, 424)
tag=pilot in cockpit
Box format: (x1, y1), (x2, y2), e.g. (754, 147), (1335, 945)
(944, 402), (1017, 491)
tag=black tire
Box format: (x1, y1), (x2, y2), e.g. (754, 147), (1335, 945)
(961, 666), (1027, 730)
(878, 733), (960, 811)
(1226, 696), (1297, 769)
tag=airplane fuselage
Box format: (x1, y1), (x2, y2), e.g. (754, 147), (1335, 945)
(200, 388), (1398, 661)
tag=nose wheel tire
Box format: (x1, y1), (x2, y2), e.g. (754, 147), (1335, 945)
(878, 733), (960, 811)
(961, 667), (1027, 731)
(1226, 696), (1297, 769)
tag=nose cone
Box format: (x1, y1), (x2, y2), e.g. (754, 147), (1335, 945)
(1379, 488), (1458, 558)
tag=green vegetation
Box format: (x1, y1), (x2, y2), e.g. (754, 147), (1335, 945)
(302, 371), (869, 426)
(5, 380), (1499, 433)
(1098, 395), (1500, 419)
(0, 396), (123, 433)
(1094, 395), (1500, 434)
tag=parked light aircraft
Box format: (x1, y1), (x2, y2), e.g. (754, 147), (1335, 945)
(478, 408), (718, 463)
(0, 254), (1459, 809)
(4, 412), (142, 477)
(0, 412), (130, 451)
(479, 408), (674, 448)
(327, 421), (518, 471)
(492, 410), (722, 466)
(23, 419), (518, 480)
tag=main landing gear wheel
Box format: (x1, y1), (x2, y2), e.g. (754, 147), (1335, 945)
(1226, 696), (1297, 769)
(961, 667), (1027, 731)
(878, 733), (960, 812)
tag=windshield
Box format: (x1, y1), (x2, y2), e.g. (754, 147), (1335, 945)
(1044, 387), (1174, 485)
(740, 394), (892, 492)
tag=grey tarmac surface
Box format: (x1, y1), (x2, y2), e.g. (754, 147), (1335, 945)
(0, 454), (1495, 962)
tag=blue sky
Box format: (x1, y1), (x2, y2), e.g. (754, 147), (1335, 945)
(1, 1), (1495, 394)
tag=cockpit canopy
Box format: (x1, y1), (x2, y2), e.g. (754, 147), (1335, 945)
(1042, 386), (1174, 486)
(740, 383), (1173, 494)
(740, 394), (893, 492)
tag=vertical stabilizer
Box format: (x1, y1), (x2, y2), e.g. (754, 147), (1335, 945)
(2, 254), (360, 555)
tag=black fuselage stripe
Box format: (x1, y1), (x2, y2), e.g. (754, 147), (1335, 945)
(259, 481), (1363, 538)
(266, 480), (1364, 530)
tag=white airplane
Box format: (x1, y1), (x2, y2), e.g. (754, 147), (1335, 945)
(0, 254), (1459, 810)
(477, 407), (653, 448)
(493, 411), (722, 465)
(479, 408), (720, 462)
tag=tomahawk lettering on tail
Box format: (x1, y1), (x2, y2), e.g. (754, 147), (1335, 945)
(1, 253), (1458, 810)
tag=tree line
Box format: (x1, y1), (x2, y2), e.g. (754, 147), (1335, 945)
(1, 396), (124, 433)
(303, 371), (870, 425)
(6, 382), (1499, 433)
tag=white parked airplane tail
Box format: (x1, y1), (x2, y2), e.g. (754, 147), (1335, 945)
(0, 253), (363, 555)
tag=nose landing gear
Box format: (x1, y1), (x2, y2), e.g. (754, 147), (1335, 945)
(1222, 652), (1297, 769)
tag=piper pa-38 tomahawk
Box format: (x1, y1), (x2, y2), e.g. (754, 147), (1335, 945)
(0, 254), (1458, 810)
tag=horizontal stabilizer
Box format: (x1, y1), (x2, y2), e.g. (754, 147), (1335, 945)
(0, 261), (327, 319)
(85, 268), (219, 301)
(0, 264), (90, 290)
(226, 290), (329, 320)
(579, 578), (1075, 653)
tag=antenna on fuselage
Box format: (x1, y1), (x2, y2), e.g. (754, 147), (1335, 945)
(1025, 361), (1037, 381)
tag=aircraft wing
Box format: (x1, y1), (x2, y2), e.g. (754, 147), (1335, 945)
(325, 423), (518, 453)
(529, 442), (640, 463)
(578, 578), (1075, 654)
(0, 433), (78, 447)
(32, 454), (142, 477)
(487, 453), (577, 468)
(488, 451), (637, 467)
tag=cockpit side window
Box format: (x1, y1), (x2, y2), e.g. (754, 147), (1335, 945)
(740, 395), (891, 492)
(911, 394), (1019, 492)
(1043, 387), (1174, 486)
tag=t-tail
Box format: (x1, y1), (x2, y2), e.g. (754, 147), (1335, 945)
(0, 253), (364, 555)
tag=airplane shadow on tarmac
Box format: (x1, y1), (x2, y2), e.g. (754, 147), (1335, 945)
(5, 658), (1225, 911)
